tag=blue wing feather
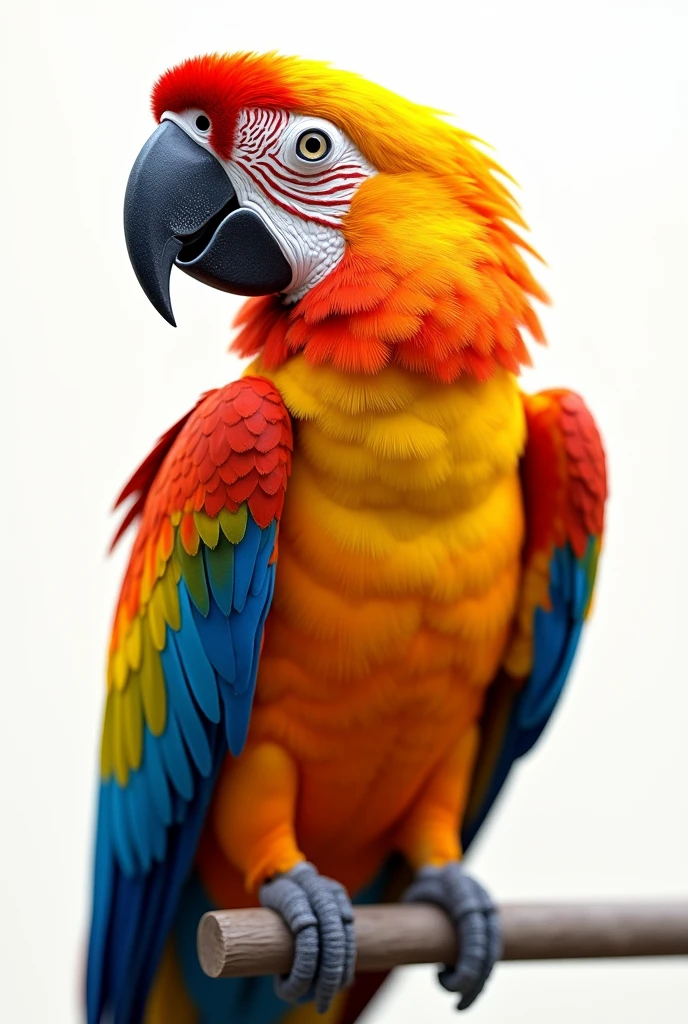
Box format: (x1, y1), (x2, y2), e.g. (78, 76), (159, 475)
(158, 705), (195, 802)
(144, 728), (174, 827)
(191, 595), (239, 683)
(86, 784), (115, 1023)
(86, 515), (279, 1024)
(233, 514), (263, 612)
(175, 583), (222, 722)
(251, 522), (276, 596)
(462, 538), (597, 851)
(123, 728), (224, 1024)
(115, 779), (141, 876)
(163, 634), (213, 775)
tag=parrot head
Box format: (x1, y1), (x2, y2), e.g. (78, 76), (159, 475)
(125, 52), (546, 381)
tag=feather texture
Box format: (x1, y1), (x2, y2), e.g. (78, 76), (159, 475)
(463, 390), (607, 845)
(86, 378), (292, 1024)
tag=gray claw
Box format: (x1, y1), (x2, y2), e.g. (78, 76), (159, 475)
(259, 861), (356, 1013)
(402, 861), (501, 1010)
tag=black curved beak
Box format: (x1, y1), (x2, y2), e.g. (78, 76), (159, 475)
(124, 121), (292, 325)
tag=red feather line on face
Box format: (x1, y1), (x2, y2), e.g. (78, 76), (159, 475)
(232, 109), (369, 227)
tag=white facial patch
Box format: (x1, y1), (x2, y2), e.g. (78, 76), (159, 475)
(162, 108), (376, 301)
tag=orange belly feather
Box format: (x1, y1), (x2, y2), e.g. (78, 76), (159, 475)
(197, 356), (526, 905)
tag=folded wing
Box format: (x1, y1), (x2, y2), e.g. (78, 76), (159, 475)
(86, 377), (292, 1024)
(462, 390), (607, 848)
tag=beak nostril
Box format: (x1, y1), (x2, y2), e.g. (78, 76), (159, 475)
(176, 195), (241, 264)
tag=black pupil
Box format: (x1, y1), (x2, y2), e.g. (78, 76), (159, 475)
(305, 136), (322, 153)
(196, 115), (210, 132)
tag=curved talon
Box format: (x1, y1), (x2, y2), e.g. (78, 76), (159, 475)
(332, 883), (357, 989)
(259, 861), (356, 1013)
(402, 861), (501, 1011)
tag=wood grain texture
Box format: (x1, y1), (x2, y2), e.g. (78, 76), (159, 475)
(197, 901), (688, 979)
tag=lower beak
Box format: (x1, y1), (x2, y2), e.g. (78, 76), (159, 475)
(123, 121), (292, 325)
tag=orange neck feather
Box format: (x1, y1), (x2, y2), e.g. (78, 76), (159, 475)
(232, 172), (546, 383)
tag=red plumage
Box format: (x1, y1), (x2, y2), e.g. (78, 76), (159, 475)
(151, 54), (299, 160)
(521, 390), (607, 564)
(110, 377), (292, 645)
(110, 406), (196, 551)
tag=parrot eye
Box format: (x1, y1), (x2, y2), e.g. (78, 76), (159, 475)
(296, 129), (331, 162)
(195, 114), (211, 133)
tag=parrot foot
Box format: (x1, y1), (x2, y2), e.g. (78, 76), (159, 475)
(402, 861), (501, 1010)
(259, 861), (356, 1013)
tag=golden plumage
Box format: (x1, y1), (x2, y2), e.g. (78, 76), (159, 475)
(198, 354), (529, 899)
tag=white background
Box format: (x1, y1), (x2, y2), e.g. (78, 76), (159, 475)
(1, 0), (687, 1021)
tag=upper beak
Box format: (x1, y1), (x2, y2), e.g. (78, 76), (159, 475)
(124, 121), (292, 325)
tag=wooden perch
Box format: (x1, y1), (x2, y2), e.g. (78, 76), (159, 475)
(198, 900), (688, 979)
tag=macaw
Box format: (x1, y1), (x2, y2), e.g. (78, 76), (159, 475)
(86, 52), (607, 1024)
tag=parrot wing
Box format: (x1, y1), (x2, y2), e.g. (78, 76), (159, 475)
(86, 376), (292, 1024)
(461, 389), (607, 850)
